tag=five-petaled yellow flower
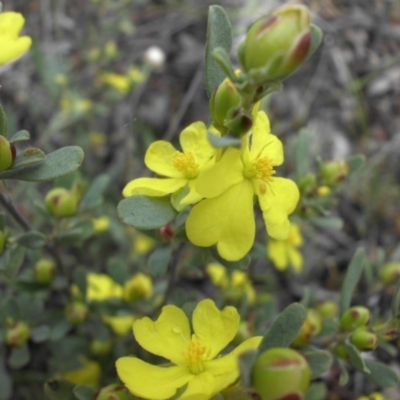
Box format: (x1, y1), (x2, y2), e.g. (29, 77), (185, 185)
(116, 299), (262, 400)
(186, 111), (299, 261)
(122, 122), (217, 210)
(0, 12), (32, 66)
(267, 222), (304, 272)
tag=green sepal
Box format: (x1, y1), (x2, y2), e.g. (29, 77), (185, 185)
(343, 340), (370, 373)
(258, 302), (307, 353)
(118, 195), (177, 230)
(305, 24), (323, 62)
(212, 47), (236, 83)
(8, 343), (30, 369)
(205, 5), (232, 98)
(0, 148), (46, 179)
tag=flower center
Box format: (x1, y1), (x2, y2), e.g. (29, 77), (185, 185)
(183, 335), (208, 374)
(243, 156), (275, 193)
(173, 152), (199, 179)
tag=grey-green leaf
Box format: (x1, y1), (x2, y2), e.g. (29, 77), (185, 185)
(304, 383), (328, 400)
(148, 246), (172, 278)
(339, 248), (366, 316)
(8, 343), (30, 369)
(44, 380), (77, 400)
(205, 5), (232, 98)
(303, 348), (333, 379)
(0, 148), (46, 180)
(258, 303), (307, 353)
(73, 385), (96, 400)
(295, 128), (311, 180)
(364, 359), (399, 388)
(0, 104), (7, 137)
(9, 130), (30, 144)
(118, 195), (177, 230)
(207, 131), (241, 149)
(0, 146), (84, 182)
(79, 174), (110, 212)
(344, 341), (370, 373)
(16, 231), (47, 249)
(347, 154), (366, 176)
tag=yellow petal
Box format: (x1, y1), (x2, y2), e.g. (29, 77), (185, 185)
(192, 299), (239, 359)
(179, 122), (215, 167)
(231, 336), (263, 356)
(0, 37), (32, 65)
(116, 357), (190, 400)
(180, 180), (203, 206)
(206, 263), (228, 289)
(0, 12), (25, 37)
(258, 177), (300, 240)
(122, 177), (187, 197)
(102, 315), (135, 336)
(195, 147), (243, 198)
(179, 371), (218, 400)
(287, 246), (304, 272)
(61, 359), (101, 388)
(186, 180), (255, 261)
(250, 112), (284, 166)
(134, 305), (190, 365)
(86, 273), (123, 302)
(144, 141), (183, 178)
(267, 241), (288, 271)
(289, 223), (304, 246)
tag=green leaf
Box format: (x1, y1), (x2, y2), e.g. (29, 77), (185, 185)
(258, 303), (307, 353)
(0, 104), (7, 137)
(16, 231), (47, 249)
(337, 358), (349, 386)
(74, 267), (87, 299)
(346, 154), (366, 176)
(207, 131), (241, 149)
(79, 174), (110, 212)
(9, 130), (30, 144)
(391, 283), (400, 319)
(238, 349), (258, 387)
(8, 343), (30, 369)
(305, 25), (323, 62)
(148, 246), (172, 278)
(304, 382), (328, 400)
(205, 5), (232, 98)
(339, 248), (366, 316)
(364, 359), (399, 388)
(2, 245), (26, 280)
(0, 148), (46, 180)
(118, 195), (177, 230)
(31, 325), (50, 343)
(0, 146), (84, 182)
(295, 128), (311, 180)
(310, 216), (344, 229)
(344, 341), (370, 373)
(73, 385), (96, 400)
(212, 47), (237, 83)
(303, 348), (333, 379)
(44, 380), (77, 400)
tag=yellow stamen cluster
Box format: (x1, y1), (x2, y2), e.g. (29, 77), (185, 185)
(183, 335), (208, 374)
(243, 156), (275, 194)
(173, 152), (199, 179)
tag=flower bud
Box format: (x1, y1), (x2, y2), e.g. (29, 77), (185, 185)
(239, 4), (311, 83)
(292, 309), (322, 347)
(320, 160), (348, 186)
(340, 306), (370, 332)
(332, 343), (349, 360)
(90, 338), (113, 356)
(6, 320), (30, 347)
(225, 107), (253, 137)
(95, 383), (129, 400)
(379, 262), (400, 284)
(316, 301), (338, 319)
(123, 273), (153, 302)
(157, 224), (174, 241)
(351, 327), (378, 351)
(252, 347), (311, 400)
(209, 78), (241, 133)
(45, 188), (79, 218)
(65, 301), (89, 325)
(34, 258), (56, 284)
(0, 230), (6, 255)
(0, 135), (16, 172)
(297, 173), (316, 194)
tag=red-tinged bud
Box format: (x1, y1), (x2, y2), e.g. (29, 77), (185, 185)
(95, 384), (129, 400)
(252, 347), (311, 400)
(240, 4), (312, 83)
(351, 327), (378, 351)
(225, 107), (253, 137)
(209, 78), (241, 133)
(0, 135), (15, 172)
(45, 188), (79, 218)
(34, 258), (56, 284)
(292, 309), (322, 347)
(157, 224), (174, 241)
(340, 306), (370, 332)
(65, 301), (89, 325)
(319, 160), (348, 186)
(90, 338), (113, 356)
(380, 262), (400, 284)
(6, 320), (30, 347)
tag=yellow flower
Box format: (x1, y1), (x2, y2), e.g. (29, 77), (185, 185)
(86, 273), (123, 302)
(123, 122), (217, 210)
(206, 263), (229, 289)
(0, 12), (32, 66)
(186, 111), (299, 261)
(267, 222), (303, 272)
(92, 217), (110, 233)
(116, 299), (262, 400)
(103, 315), (135, 336)
(123, 272), (153, 302)
(100, 72), (131, 95)
(61, 358), (101, 388)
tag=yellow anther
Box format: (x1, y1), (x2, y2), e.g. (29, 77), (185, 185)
(183, 335), (208, 374)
